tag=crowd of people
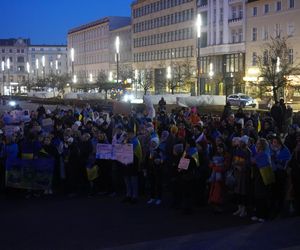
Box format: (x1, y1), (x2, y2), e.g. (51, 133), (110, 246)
(0, 97), (299, 223)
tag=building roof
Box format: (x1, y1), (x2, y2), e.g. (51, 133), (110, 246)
(29, 44), (67, 47)
(0, 38), (31, 46)
(68, 16), (131, 35)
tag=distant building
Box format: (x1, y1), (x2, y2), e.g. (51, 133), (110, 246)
(244, 0), (300, 100)
(67, 16), (131, 85)
(132, 0), (196, 94)
(0, 38), (30, 94)
(197, 0), (246, 95)
(28, 44), (68, 80)
(0, 38), (67, 95)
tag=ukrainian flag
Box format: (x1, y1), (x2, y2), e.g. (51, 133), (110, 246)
(187, 147), (200, 167)
(132, 137), (143, 166)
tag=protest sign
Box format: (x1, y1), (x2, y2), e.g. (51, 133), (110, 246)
(96, 144), (113, 160)
(6, 158), (54, 190)
(42, 118), (53, 127)
(114, 144), (133, 165)
(178, 158), (190, 170)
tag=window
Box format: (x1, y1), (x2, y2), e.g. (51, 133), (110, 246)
(263, 50), (268, 65)
(289, 49), (294, 64)
(276, 1), (281, 11)
(220, 30), (223, 44)
(238, 29), (243, 42)
(231, 30), (236, 43)
(252, 52), (257, 66)
(252, 27), (257, 41)
(9, 49), (12, 53)
(289, 0), (295, 8)
(262, 26), (269, 40)
(238, 5), (243, 18)
(232, 6), (236, 19)
(264, 4), (269, 14)
(1, 49), (4, 53)
(287, 23), (295, 37)
(253, 7), (257, 16)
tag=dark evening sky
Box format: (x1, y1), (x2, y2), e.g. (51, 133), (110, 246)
(1, 0), (133, 45)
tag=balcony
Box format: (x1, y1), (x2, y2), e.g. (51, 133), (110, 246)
(228, 17), (243, 26)
(197, 0), (208, 9)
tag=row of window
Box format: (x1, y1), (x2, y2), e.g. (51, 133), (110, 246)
(252, 0), (295, 16)
(252, 49), (294, 66)
(133, 28), (194, 48)
(31, 47), (65, 52)
(1, 56), (25, 64)
(69, 25), (109, 43)
(1, 48), (25, 54)
(133, 0), (193, 18)
(133, 46), (193, 62)
(251, 23), (295, 42)
(133, 9), (194, 33)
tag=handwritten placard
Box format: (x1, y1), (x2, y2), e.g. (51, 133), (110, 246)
(96, 144), (113, 160)
(114, 144), (133, 165)
(178, 158), (190, 170)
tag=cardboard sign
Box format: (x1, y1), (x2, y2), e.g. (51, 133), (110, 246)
(42, 118), (54, 127)
(114, 144), (133, 165)
(178, 158), (190, 170)
(96, 143), (133, 165)
(96, 144), (113, 160)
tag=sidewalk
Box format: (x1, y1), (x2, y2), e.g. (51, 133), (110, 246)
(107, 217), (300, 250)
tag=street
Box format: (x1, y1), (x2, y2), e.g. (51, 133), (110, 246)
(0, 194), (299, 250)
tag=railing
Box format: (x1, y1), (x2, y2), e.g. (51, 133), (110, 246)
(228, 17), (243, 23)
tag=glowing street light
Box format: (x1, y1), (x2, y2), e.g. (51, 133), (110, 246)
(73, 74), (77, 84)
(276, 57), (281, 73)
(196, 13), (202, 95)
(115, 36), (120, 83)
(108, 71), (113, 82)
(6, 58), (11, 95)
(70, 48), (75, 78)
(89, 73), (93, 83)
(1, 61), (4, 95)
(42, 55), (46, 79)
(208, 62), (214, 79)
(166, 66), (172, 79)
(55, 60), (58, 74)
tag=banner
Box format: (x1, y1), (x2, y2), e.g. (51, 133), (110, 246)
(96, 144), (113, 160)
(178, 158), (190, 170)
(6, 158), (54, 190)
(96, 143), (133, 165)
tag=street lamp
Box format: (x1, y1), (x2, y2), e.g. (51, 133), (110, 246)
(134, 69), (138, 98)
(7, 58), (10, 95)
(276, 56), (281, 73)
(167, 66), (172, 93)
(55, 60), (58, 75)
(70, 48), (75, 76)
(208, 63), (214, 79)
(89, 73), (93, 83)
(196, 13), (202, 95)
(73, 74), (77, 84)
(1, 61), (4, 95)
(26, 62), (30, 92)
(42, 55), (45, 79)
(35, 58), (39, 80)
(108, 71), (113, 82)
(115, 36), (120, 84)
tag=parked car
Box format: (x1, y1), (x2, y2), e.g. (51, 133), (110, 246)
(227, 93), (256, 108)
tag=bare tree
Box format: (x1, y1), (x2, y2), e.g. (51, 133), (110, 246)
(96, 71), (117, 100)
(137, 69), (153, 96)
(258, 36), (300, 102)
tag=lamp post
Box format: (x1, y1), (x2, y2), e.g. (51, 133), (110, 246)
(70, 48), (75, 76)
(26, 62), (30, 93)
(134, 69), (138, 98)
(55, 60), (58, 75)
(208, 62), (214, 94)
(196, 13), (202, 96)
(35, 58), (39, 80)
(166, 65), (172, 94)
(42, 55), (45, 79)
(7, 58), (10, 96)
(1, 61), (4, 95)
(73, 74), (77, 84)
(89, 73), (93, 83)
(115, 36), (120, 84)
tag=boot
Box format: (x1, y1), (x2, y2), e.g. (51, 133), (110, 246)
(233, 205), (242, 215)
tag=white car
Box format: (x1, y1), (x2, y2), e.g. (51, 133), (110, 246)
(227, 93), (256, 108)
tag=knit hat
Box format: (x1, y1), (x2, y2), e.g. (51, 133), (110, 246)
(240, 135), (249, 145)
(150, 137), (160, 149)
(170, 125), (178, 134)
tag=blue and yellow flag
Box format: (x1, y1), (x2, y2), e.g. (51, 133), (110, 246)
(187, 147), (200, 167)
(132, 137), (143, 166)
